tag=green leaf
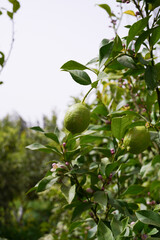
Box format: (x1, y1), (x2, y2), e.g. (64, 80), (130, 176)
(44, 132), (59, 144)
(152, 155), (160, 165)
(13, 1), (20, 13)
(111, 216), (123, 238)
(71, 202), (93, 221)
(140, 162), (153, 178)
(144, 65), (158, 90)
(111, 115), (132, 140)
(0, 52), (5, 66)
(26, 143), (50, 151)
(105, 162), (118, 178)
(30, 126), (44, 132)
(88, 225), (97, 238)
(67, 70), (91, 85)
(112, 35), (123, 53)
(122, 185), (145, 196)
(97, 4), (112, 16)
(37, 176), (58, 192)
(91, 80), (99, 88)
(109, 110), (140, 118)
(151, 26), (160, 46)
(61, 60), (89, 71)
(136, 210), (160, 228)
(127, 17), (149, 46)
(80, 135), (104, 145)
(9, 0), (20, 13)
(26, 186), (37, 195)
(135, 30), (152, 53)
(153, 0), (160, 10)
(94, 191), (107, 206)
(94, 147), (111, 157)
(99, 39), (114, 68)
(86, 57), (99, 66)
(97, 220), (114, 240)
(155, 63), (160, 81)
(7, 11), (13, 19)
(61, 184), (76, 204)
(97, 71), (108, 81)
(117, 55), (136, 69)
(26, 143), (62, 155)
(69, 221), (83, 233)
(92, 103), (108, 117)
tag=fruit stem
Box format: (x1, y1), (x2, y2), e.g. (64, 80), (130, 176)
(82, 87), (94, 104)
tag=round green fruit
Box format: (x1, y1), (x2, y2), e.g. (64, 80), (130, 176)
(64, 103), (90, 134)
(123, 126), (150, 154)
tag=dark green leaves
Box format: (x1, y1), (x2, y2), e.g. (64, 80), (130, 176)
(72, 202), (93, 221)
(67, 70), (91, 85)
(135, 30), (152, 53)
(117, 55), (136, 69)
(127, 17), (149, 46)
(44, 132), (59, 144)
(61, 60), (89, 71)
(61, 60), (91, 85)
(61, 60), (92, 85)
(30, 126), (44, 132)
(0, 52), (5, 67)
(150, 26), (160, 46)
(8, 0), (20, 13)
(144, 65), (158, 90)
(99, 39), (114, 68)
(136, 210), (160, 228)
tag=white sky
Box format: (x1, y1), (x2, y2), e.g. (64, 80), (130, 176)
(0, 0), (135, 128)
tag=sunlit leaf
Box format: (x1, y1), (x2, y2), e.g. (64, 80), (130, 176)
(124, 10), (135, 16)
(111, 115), (132, 140)
(136, 210), (160, 228)
(97, 220), (114, 240)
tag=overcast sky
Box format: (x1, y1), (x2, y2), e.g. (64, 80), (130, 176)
(0, 0), (135, 128)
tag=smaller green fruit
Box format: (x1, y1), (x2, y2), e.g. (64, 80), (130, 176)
(123, 126), (150, 154)
(64, 103), (90, 134)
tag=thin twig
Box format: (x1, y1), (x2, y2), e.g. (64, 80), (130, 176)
(132, 0), (144, 18)
(0, 11), (15, 75)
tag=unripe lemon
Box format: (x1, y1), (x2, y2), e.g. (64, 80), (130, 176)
(123, 126), (150, 154)
(64, 103), (90, 134)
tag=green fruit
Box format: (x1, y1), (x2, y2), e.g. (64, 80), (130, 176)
(64, 103), (90, 134)
(123, 126), (150, 154)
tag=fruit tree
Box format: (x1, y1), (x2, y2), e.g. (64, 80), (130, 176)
(27, 0), (160, 239)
